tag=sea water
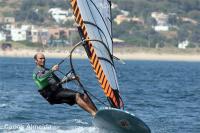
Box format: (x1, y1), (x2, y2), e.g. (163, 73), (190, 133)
(0, 57), (199, 133)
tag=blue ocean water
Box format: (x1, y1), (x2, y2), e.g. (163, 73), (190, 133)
(0, 57), (199, 133)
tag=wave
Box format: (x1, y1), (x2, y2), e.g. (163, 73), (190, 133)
(0, 104), (8, 108)
(0, 124), (105, 133)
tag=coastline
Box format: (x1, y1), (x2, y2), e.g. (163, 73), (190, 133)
(1, 49), (200, 62)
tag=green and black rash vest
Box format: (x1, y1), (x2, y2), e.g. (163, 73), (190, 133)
(33, 66), (61, 90)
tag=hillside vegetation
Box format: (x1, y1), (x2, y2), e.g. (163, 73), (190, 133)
(112, 0), (200, 48)
(0, 0), (199, 48)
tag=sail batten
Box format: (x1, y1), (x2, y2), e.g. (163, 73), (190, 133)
(70, 0), (123, 109)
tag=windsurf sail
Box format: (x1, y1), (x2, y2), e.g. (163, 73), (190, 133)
(70, 0), (123, 109)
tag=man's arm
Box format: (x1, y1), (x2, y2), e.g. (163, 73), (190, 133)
(59, 73), (79, 84)
(33, 65), (59, 89)
(35, 65), (59, 81)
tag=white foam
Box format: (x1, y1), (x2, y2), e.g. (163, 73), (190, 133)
(61, 126), (101, 133)
(0, 124), (105, 133)
(0, 104), (7, 108)
(72, 119), (89, 125)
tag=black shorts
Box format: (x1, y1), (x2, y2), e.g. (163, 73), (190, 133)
(39, 87), (77, 106)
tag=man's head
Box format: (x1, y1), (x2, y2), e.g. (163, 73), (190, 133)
(34, 52), (45, 67)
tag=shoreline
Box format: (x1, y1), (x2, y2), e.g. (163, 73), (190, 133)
(1, 49), (200, 62)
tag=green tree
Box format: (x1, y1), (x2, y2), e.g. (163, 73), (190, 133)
(168, 14), (178, 26)
(190, 25), (200, 46)
(177, 28), (189, 42)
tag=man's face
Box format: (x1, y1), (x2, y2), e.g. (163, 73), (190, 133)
(36, 53), (45, 67)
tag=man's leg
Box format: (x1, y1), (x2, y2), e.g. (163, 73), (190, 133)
(54, 89), (97, 116)
(75, 93), (97, 117)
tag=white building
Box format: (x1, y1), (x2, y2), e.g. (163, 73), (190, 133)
(153, 25), (169, 31)
(0, 32), (6, 41)
(151, 12), (169, 31)
(2, 24), (15, 31)
(48, 8), (74, 24)
(178, 40), (189, 49)
(151, 12), (168, 25)
(111, 3), (118, 9)
(121, 10), (129, 16)
(11, 28), (27, 41)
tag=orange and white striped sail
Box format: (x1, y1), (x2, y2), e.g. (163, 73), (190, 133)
(70, 0), (123, 109)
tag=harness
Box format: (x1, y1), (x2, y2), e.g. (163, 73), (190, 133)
(33, 67), (54, 90)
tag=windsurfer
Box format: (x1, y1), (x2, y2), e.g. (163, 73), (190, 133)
(32, 52), (97, 116)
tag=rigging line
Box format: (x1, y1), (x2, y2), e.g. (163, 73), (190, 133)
(83, 21), (111, 64)
(56, 54), (73, 77)
(107, 0), (114, 53)
(78, 29), (120, 104)
(86, 0), (112, 49)
(83, 21), (110, 50)
(84, 0), (111, 71)
(98, 57), (113, 67)
(78, 25), (113, 67)
(85, 0), (103, 42)
(81, 1), (120, 92)
(104, 0), (112, 39)
(73, 80), (109, 107)
(113, 56), (126, 65)
(107, 0), (111, 6)
(58, 70), (68, 76)
(86, 39), (117, 86)
(75, 1), (119, 91)
(85, 0), (120, 93)
(85, 39), (120, 90)
(69, 40), (98, 109)
(85, 39), (119, 91)
(88, 0), (112, 41)
(68, 41), (111, 108)
(85, 88), (109, 107)
(58, 54), (70, 66)
(69, 41), (83, 76)
(85, 39), (114, 63)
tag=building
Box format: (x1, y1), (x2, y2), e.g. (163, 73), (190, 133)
(27, 26), (49, 45)
(48, 27), (76, 39)
(48, 27), (76, 46)
(151, 12), (168, 25)
(114, 9), (143, 25)
(48, 8), (74, 24)
(178, 40), (189, 49)
(181, 17), (198, 25)
(114, 15), (130, 24)
(0, 17), (15, 24)
(27, 28), (39, 43)
(151, 12), (169, 31)
(11, 28), (26, 41)
(2, 24), (15, 31)
(153, 25), (169, 31)
(4, 17), (15, 24)
(39, 29), (49, 45)
(0, 17), (4, 24)
(0, 32), (6, 41)
(48, 27), (60, 39)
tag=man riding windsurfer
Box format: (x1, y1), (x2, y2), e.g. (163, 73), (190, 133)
(33, 52), (97, 116)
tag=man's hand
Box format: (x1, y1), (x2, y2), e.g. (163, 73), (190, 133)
(72, 75), (79, 80)
(59, 74), (80, 85)
(67, 73), (79, 81)
(51, 64), (59, 71)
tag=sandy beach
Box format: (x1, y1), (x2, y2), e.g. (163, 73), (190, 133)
(1, 49), (200, 62)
